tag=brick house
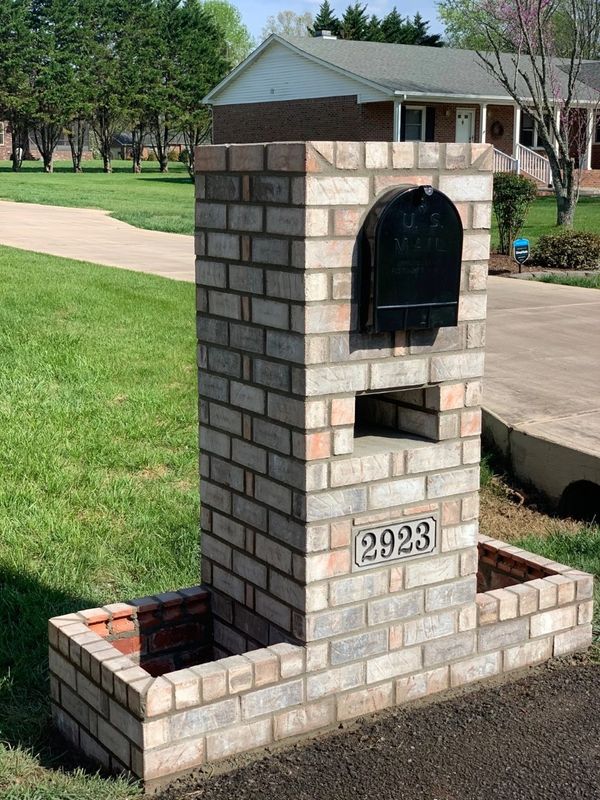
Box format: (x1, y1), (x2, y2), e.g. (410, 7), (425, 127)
(204, 34), (600, 184)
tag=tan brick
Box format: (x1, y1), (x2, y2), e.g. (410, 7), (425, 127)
(504, 637), (552, 671)
(528, 578), (558, 610)
(191, 663), (227, 703)
(306, 663), (364, 700)
(305, 176), (369, 206)
(141, 738), (205, 781)
(578, 600), (594, 625)
(206, 719), (272, 761)
(396, 666), (449, 702)
(530, 605), (577, 637)
(450, 652), (501, 687)
(335, 141), (362, 169)
(405, 555), (458, 589)
(274, 699), (335, 740)
(476, 593), (499, 625)
(554, 624), (592, 656)
(423, 631), (476, 667)
(366, 647), (422, 683)
(404, 611), (456, 646)
(269, 643), (305, 678)
(337, 682), (394, 721)
(544, 574), (576, 605)
(505, 583), (539, 616)
(485, 588), (518, 620)
(241, 680), (303, 719)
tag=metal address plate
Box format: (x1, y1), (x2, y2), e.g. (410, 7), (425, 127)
(353, 516), (437, 570)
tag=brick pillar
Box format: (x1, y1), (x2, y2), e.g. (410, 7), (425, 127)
(195, 141), (493, 668)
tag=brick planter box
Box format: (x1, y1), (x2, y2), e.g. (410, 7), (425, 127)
(49, 536), (592, 791)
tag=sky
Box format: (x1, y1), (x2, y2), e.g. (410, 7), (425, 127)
(236, 0), (444, 41)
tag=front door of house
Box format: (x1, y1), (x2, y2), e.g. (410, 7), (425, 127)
(456, 109), (474, 143)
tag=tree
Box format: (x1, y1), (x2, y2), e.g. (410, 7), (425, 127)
(404, 12), (443, 46)
(476, 0), (600, 226)
(364, 14), (383, 40)
(202, 0), (253, 65)
(262, 10), (313, 39)
(87, 0), (133, 173)
(177, 0), (231, 177)
(0, 0), (34, 171)
(309, 0), (341, 35)
(341, 2), (369, 39)
(437, 0), (493, 49)
(438, 0), (600, 56)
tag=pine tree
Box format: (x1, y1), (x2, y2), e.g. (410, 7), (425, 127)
(403, 13), (443, 46)
(309, 0), (341, 36)
(364, 14), (383, 41)
(341, 2), (369, 40)
(379, 7), (406, 43)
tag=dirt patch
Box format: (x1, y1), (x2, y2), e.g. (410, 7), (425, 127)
(156, 656), (600, 800)
(479, 478), (583, 541)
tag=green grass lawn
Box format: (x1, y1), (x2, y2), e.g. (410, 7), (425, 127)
(0, 245), (198, 797)
(0, 160), (194, 235)
(492, 195), (600, 250)
(534, 273), (600, 289)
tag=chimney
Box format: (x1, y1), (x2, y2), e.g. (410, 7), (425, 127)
(315, 29), (337, 38)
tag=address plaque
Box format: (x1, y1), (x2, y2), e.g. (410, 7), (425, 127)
(352, 516), (437, 571)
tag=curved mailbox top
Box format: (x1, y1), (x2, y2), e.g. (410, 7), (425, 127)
(360, 185), (463, 332)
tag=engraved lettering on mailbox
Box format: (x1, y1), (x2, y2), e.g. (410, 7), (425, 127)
(353, 516), (437, 570)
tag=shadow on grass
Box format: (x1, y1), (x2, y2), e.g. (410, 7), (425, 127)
(0, 566), (96, 770)
(137, 176), (193, 185)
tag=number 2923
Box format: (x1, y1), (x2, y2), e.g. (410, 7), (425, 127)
(353, 517), (437, 570)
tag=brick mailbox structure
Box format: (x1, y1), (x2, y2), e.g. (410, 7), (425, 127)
(49, 141), (593, 791)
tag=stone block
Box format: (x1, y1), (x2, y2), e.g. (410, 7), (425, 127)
(368, 591), (423, 625)
(405, 555), (459, 588)
(241, 679), (303, 719)
(273, 699), (335, 740)
(306, 663), (364, 700)
(504, 637), (552, 671)
(337, 683), (394, 721)
(423, 631), (476, 667)
(329, 571), (388, 607)
(366, 646), (422, 683)
(206, 719), (272, 761)
(403, 610), (456, 646)
(427, 576), (476, 611)
(396, 666), (449, 702)
(554, 624), (592, 656)
(306, 605), (364, 641)
(305, 176), (369, 205)
(450, 652), (501, 687)
(330, 629), (389, 665)
(530, 605), (577, 637)
(478, 618), (529, 652)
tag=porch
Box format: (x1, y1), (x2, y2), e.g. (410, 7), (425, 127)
(392, 100), (599, 186)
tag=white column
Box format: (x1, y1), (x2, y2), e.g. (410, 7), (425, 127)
(513, 105), (521, 157)
(479, 103), (488, 144)
(585, 108), (594, 170)
(393, 100), (403, 142)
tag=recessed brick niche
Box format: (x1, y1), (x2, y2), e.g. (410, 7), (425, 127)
(49, 142), (593, 791)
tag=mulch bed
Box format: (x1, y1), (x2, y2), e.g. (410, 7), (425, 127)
(158, 655), (600, 800)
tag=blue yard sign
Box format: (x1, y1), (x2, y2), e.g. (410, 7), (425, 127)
(513, 238), (530, 272)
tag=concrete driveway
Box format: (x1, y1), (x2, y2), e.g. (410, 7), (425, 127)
(0, 200), (194, 282)
(485, 276), (600, 506)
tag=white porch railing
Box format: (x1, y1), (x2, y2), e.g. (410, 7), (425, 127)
(493, 147), (519, 174)
(516, 144), (552, 186)
(493, 145), (552, 186)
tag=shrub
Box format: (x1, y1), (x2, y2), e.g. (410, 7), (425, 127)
(178, 149), (190, 165)
(167, 148), (180, 162)
(493, 173), (538, 255)
(146, 150), (157, 161)
(532, 230), (600, 270)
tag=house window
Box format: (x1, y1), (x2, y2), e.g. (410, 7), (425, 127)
(595, 114), (600, 144)
(404, 107), (425, 141)
(0, 122), (4, 147)
(520, 113), (535, 147)
(520, 112), (552, 148)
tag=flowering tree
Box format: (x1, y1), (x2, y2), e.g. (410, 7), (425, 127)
(476, 0), (600, 225)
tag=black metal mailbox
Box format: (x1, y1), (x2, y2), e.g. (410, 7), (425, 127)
(360, 185), (463, 332)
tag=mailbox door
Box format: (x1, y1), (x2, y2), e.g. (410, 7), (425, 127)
(372, 186), (463, 332)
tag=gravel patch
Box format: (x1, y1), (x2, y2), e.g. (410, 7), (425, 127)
(158, 656), (600, 800)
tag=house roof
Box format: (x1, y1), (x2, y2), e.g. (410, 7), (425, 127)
(205, 34), (600, 105)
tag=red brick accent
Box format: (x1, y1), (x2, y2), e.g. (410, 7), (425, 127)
(213, 96), (394, 144)
(477, 541), (555, 592)
(485, 104), (515, 156)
